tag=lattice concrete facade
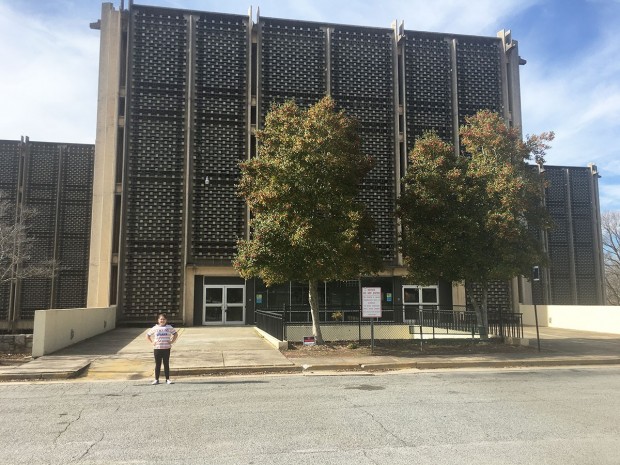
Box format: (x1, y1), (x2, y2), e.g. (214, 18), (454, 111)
(88, 3), (602, 326)
(0, 138), (94, 331)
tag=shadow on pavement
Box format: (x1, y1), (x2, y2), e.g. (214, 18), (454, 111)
(55, 328), (146, 357)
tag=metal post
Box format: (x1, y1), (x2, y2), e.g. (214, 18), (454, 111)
(499, 305), (504, 341)
(358, 304), (361, 343)
(371, 318), (375, 354)
(534, 303), (541, 352)
(419, 307), (423, 351)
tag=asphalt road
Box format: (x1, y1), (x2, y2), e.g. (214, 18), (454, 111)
(1, 367), (619, 465)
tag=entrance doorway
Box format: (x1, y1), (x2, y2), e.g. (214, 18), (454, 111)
(402, 285), (439, 321)
(203, 285), (245, 325)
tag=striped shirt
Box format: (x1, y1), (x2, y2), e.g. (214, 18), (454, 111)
(147, 324), (177, 349)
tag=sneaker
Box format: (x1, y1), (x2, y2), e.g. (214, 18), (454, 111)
(166, 380), (173, 385)
(151, 380), (159, 385)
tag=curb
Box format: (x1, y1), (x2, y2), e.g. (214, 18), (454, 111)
(0, 362), (90, 382)
(172, 365), (302, 377)
(2, 357), (620, 382)
(301, 363), (366, 372)
(395, 358), (620, 370)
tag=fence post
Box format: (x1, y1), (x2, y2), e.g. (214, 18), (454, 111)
(499, 306), (504, 342)
(371, 318), (375, 354)
(419, 307), (424, 351)
(282, 303), (287, 341)
(534, 303), (541, 352)
(358, 304), (361, 343)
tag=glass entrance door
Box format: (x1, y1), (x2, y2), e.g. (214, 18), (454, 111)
(203, 285), (245, 325)
(402, 285), (438, 322)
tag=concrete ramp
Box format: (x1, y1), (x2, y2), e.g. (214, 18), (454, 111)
(5, 326), (294, 381)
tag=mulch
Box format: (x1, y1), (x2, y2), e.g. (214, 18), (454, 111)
(283, 339), (535, 358)
(0, 353), (32, 365)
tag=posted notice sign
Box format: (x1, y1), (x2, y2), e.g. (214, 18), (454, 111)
(362, 287), (382, 318)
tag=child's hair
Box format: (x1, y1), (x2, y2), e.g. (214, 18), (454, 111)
(157, 313), (167, 320)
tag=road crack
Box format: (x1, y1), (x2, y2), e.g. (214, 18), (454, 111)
(54, 409), (83, 443)
(74, 431), (105, 463)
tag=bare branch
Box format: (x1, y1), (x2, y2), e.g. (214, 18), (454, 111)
(0, 191), (60, 285)
(602, 211), (620, 305)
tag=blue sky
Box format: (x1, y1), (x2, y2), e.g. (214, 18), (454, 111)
(0, 0), (618, 211)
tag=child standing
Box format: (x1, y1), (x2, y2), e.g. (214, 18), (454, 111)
(146, 313), (178, 385)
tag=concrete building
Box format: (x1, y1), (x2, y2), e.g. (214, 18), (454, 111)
(0, 138), (94, 331)
(532, 164), (605, 305)
(85, 2), (603, 327)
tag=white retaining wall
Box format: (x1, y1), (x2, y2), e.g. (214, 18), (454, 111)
(286, 324), (472, 342)
(32, 306), (116, 357)
(519, 304), (620, 334)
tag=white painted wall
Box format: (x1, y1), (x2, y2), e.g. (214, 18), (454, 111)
(32, 307), (116, 357)
(519, 304), (620, 334)
(286, 324), (472, 342)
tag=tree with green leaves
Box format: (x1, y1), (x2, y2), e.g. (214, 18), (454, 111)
(234, 97), (383, 344)
(397, 110), (553, 337)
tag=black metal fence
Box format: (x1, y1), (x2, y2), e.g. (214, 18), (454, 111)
(255, 310), (285, 341)
(255, 305), (523, 343)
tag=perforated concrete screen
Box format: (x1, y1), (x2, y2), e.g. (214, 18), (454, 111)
(93, 4), (603, 323)
(0, 140), (94, 326)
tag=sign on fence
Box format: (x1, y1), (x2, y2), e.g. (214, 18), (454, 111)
(362, 287), (382, 318)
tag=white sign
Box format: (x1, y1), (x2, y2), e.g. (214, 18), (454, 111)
(362, 287), (382, 318)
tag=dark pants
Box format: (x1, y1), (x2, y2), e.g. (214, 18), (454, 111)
(153, 348), (171, 380)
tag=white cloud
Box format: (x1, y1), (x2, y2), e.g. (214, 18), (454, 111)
(391, 0), (540, 34)
(168, 0), (538, 34)
(520, 15), (620, 210)
(601, 159), (620, 177)
(600, 182), (620, 213)
(0, 3), (99, 143)
(253, 0), (540, 34)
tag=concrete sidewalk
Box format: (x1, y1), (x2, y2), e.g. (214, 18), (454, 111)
(0, 325), (619, 382)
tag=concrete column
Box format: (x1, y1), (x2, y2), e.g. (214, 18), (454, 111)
(184, 266), (196, 326)
(497, 30), (524, 130)
(565, 169), (578, 304)
(589, 164), (606, 304)
(181, 14), (198, 323)
(87, 4), (122, 308)
(324, 27), (332, 95)
(449, 38), (460, 156)
(392, 21), (403, 266)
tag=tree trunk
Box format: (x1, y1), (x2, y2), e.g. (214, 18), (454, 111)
(308, 279), (324, 345)
(466, 281), (489, 339)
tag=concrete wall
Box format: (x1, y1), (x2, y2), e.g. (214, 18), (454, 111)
(32, 306), (116, 357)
(286, 325), (472, 342)
(519, 304), (620, 334)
